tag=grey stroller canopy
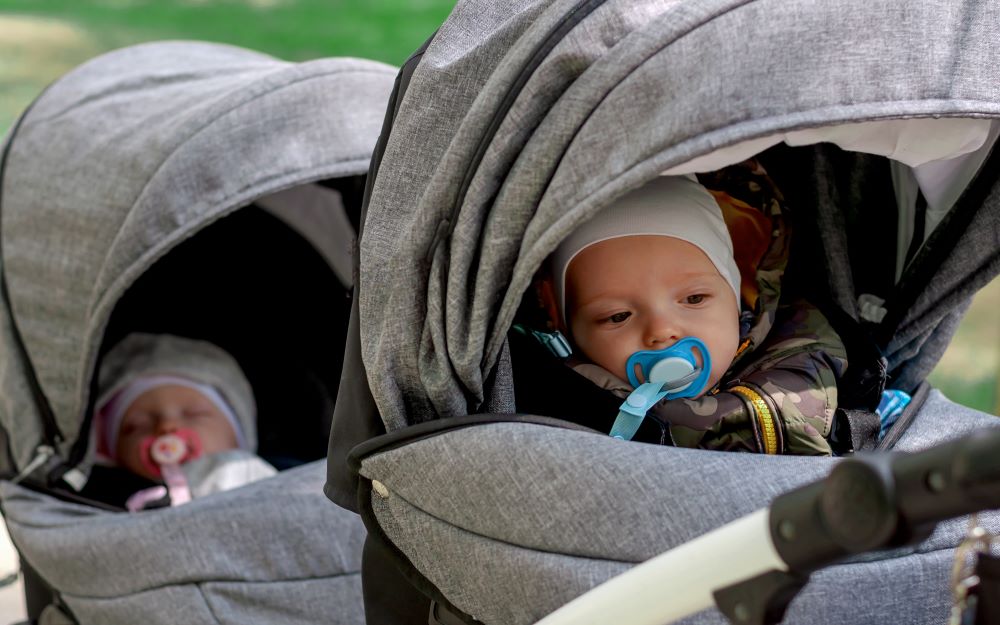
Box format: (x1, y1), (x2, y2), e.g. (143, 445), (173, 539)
(0, 41), (396, 624)
(0, 40), (394, 476)
(326, 0), (1000, 623)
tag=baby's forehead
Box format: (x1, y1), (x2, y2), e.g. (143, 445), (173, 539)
(126, 384), (215, 409)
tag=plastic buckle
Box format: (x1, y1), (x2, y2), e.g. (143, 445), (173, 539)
(513, 324), (573, 358)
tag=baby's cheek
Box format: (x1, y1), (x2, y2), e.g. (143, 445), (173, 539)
(705, 344), (733, 387)
(709, 363), (728, 390)
(120, 443), (153, 479)
(196, 422), (240, 454)
(599, 344), (631, 381)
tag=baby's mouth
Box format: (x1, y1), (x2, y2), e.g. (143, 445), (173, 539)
(138, 429), (204, 479)
(624, 336), (712, 398)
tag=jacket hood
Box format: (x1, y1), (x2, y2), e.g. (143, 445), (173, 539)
(697, 158), (791, 372)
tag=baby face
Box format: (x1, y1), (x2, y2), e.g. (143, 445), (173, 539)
(115, 384), (239, 480)
(565, 235), (739, 393)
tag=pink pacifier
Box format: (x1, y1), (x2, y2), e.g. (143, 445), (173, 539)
(138, 429), (202, 478)
(133, 429), (203, 509)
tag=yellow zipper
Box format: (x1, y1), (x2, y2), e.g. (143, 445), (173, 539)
(731, 385), (779, 454)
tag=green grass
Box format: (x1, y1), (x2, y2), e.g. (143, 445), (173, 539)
(0, 0), (454, 63)
(927, 275), (1000, 415)
(928, 375), (996, 415)
(0, 0), (456, 132)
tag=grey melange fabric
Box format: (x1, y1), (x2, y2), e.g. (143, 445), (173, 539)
(0, 41), (395, 624)
(352, 0), (1000, 622)
(360, 390), (1000, 625)
(4, 461), (366, 625)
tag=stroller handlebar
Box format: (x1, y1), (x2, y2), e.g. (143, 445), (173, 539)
(771, 426), (1000, 574)
(534, 509), (785, 625)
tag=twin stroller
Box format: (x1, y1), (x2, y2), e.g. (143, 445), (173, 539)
(4, 0), (1000, 624)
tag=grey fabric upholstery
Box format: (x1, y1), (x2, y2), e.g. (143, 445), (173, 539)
(360, 391), (999, 624)
(349, 4), (1000, 619)
(4, 461), (367, 625)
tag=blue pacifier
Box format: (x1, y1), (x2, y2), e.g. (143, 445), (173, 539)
(624, 336), (712, 399)
(608, 337), (713, 441)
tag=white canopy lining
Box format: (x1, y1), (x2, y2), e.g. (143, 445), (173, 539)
(255, 183), (356, 288)
(663, 117), (1000, 299)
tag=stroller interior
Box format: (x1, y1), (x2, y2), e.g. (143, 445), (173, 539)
(80, 185), (357, 506)
(0, 41), (395, 624)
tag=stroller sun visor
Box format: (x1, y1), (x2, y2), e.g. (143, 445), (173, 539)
(662, 117), (1000, 285)
(0, 41), (396, 473)
(662, 118), (996, 173)
(660, 118), (999, 217)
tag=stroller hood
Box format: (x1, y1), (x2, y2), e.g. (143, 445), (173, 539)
(0, 41), (396, 470)
(356, 0), (1000, 433)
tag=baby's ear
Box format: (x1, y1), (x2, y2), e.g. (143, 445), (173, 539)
(534, 274), (564, 334)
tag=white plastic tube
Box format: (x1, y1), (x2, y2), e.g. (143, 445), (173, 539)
(534, 509), (786, 625)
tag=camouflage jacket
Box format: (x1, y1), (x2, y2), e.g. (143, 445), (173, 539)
(569, 160), (847, 456)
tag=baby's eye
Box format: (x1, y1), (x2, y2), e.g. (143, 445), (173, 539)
(686, 294), (707, 305)
(605, 311), (631, 324)
(120, 413), (152, 434)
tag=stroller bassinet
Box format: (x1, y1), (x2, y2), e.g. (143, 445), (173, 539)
(0, 41), (395, 624)
(323, 0), (1000, 623)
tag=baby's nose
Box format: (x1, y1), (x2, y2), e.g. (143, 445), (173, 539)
(646, 319), (682, 346)
(154, 414), (182, 435)
(648, 335), (679, 348)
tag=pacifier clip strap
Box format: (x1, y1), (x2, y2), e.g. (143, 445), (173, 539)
(609, 382), (668, 441)
(148, 432), (195, 508)
(159, 462), (191, 506)
(124, 463), (191, 513)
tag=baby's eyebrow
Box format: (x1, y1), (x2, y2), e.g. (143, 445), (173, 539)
(674, 271), (725, 280)
(121, 412), (150, 425)
(571, 296), (632, 316)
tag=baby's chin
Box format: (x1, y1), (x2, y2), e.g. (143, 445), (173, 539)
(123, 460), (160, 482)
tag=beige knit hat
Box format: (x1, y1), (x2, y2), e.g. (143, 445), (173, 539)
(551, 175), (741, 323)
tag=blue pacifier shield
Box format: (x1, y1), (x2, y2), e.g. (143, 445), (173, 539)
(625, 337), (711, 399)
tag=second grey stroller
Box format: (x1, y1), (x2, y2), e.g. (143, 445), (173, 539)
(0, 41), (395, 624)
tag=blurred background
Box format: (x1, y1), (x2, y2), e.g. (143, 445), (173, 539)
(0, 0), (998, 619)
